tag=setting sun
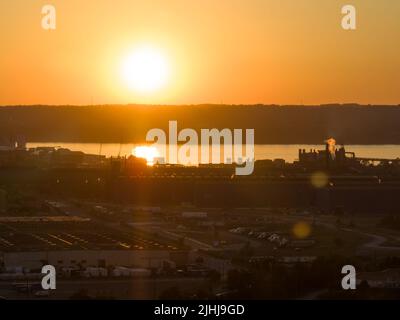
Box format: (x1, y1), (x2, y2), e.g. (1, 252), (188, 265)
(121, 46), (170, 93)
(133, 146), (159, 165)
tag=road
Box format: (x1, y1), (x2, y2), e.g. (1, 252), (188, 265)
(301, 216), (400, 253)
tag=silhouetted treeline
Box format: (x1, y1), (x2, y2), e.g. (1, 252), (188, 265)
(1, 104), (400, 144)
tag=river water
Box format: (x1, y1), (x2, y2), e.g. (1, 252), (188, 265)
(26, 143), (400, 163)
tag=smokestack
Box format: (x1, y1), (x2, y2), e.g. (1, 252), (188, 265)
(325, 138), (336, 160)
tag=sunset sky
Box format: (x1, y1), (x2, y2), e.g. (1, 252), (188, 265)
(1, 0), (399, 105)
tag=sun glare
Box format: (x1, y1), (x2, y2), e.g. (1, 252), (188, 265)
(121, 46), (169, 93)
(133, 146), (159, 165)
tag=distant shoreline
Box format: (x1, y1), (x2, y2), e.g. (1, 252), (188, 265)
(25, 143), (400, 163)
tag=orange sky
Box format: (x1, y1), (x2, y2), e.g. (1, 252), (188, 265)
(1, 0), (399, 105)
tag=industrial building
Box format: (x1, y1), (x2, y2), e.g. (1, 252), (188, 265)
(0, 218), (188, 271)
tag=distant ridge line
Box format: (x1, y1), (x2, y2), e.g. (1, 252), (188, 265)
(1, 104), (400, 144)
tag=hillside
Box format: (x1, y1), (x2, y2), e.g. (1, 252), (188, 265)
(1, 104), (400, 144)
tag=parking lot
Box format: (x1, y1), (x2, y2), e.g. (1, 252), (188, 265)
(0, 219), (180, 252)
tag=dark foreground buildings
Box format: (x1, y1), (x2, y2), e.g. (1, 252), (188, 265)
(1, 140), (400, 213)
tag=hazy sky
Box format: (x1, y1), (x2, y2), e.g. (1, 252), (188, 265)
(1, 0), (399, 105)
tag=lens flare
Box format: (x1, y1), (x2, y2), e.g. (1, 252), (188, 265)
(310, 171), (329, 188)
(293, 221), (311, 239)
